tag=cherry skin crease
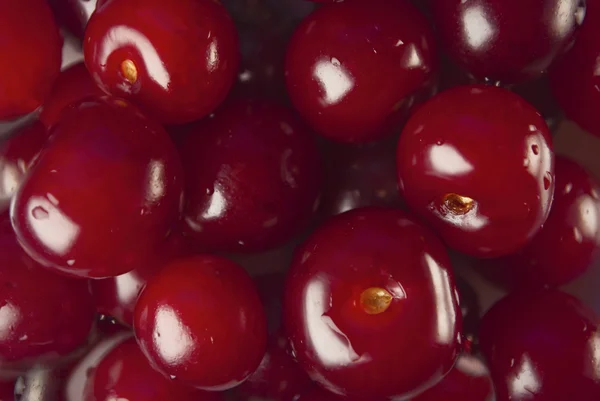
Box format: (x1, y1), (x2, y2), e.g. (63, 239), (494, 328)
(84, 0), (240, 124)
(284, 207), (462, 400)
(479, 289), (600, 401)
(10, 97), (184, 279)
(0, 0), (63, 121)
(482, 156), (600, 289)
(134, 255), (267, 391)
(180, 98), (322, 253)
(397, 84), (555, 258)
(285, 0), (438, 143)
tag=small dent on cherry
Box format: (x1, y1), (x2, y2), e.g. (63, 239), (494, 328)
(531, 144), (539, 155)
(359, 287), (393, 315)
(121, 59), (138, 84)
(31, 206), (49, 220)
(543, 172), (552, 190)
(442, 193), (475, 215)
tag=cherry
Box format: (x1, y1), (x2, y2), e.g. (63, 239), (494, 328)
(397, 84), (554, 258)
(91, 229), (193, 327)
(479, 289), (600, 400)
(86, 337), (223, 401)
(134, 255), (267, 390)
(284, 207), (462, 400)
(481, 156), (600, 289)
(0, 0), (62, 121)
(0, 120), (48, 212)
(511, 77), (564, 134)
(285, 0), (438, 143)
(0, 380), (14, 401)
(456, 276), (480, 350)
(431, 0), (585, 83)
(11, 97), (184, 279)
(0, 216), (95, 375)
(180, 98), (321, 253)
(47, 0), (101, 38)
(39, 62), (105, 129)
(84, 0), (239, 124)
(549, 0), (600, 137)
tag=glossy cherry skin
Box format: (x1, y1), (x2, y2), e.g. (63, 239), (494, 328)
(285, 0), (438, 143)
(0, 0), (62, 121)
(0, 120), (48, 212)
(134, 255), (268, 390)
(431, 0), (585, 83)
(47, 0), (100, 38)
(180, 99), (322, 253)
(84, 0), (239, 125)
(284, 207), (462, 400)
(91, 229), (193, 327)
(0, 216), (95, 375)
(480, 289), (600, 400)
(482, 156), (600, 289)
(549, 0), (600, 137)
(412, 353), (495, 401)
(86, 338), (224, 401)
(11, 97), (184, 279)
(0, 380), (13, 401)
(397, 85), (555, 258)
(39, 62), (105, 129)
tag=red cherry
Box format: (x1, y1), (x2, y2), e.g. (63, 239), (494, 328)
(412, 353), (495, 401)
(0, 120), (48, 212)
(397, 85), (555, 258)
(481, 156), (600, 289)
(47, 0), (100, 38)
(0, 380), (14, 401)
(84, 0), (239, 124)
(0, 216), (95, 375)
(11, 97), (184, 279)
(39, 62), (105, 129)
(479, 290), (600, 400)
(91, 229), (193, 327)
(284, 207), (462, 400)
(285, 0), (438, 143)
(86, 337), (223, 401)
(431, 0), (585, 83)
(134, 255), (267, 390)
(0, 0), (62, 121)
(550, 0), (600, 137)
(180, 99), (321, 253)
(294, 386), (343, 401)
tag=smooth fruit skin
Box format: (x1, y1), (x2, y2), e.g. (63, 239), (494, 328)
(47, 0), (100, 38)
(482, 156), (600, 289)
(180, 99), (322, 253)
(0, 0), (62, 121)
(285, 0), (438, 143)
(86, 338), (224, 401)
(284, 207), (462, 400)
(11, 97), (184, 279)
(431, 0), (585, 83)
(84, 0), (239, 124)
(479, 290), (600, 401)
(0, 380), (13, 401)
(39, 62), (105, 129)
(0, 216), (95, 375)
(134, 255), (268, 391)
(397, 84), (555, 258)
(549, 0), (600, 137)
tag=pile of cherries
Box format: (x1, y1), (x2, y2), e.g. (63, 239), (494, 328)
(1, 0), (599, 400)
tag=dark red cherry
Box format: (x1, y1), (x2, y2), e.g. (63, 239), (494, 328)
(11, 97), (184, 279)
(480, 289), (600, 400)
(236, 330), (313, 401)
(39, 62), (105, 129)
(0, 120), (48, 212)
(91, 229), (193, 327)
(47, 0), (100, 38)
(319, 135), (403, 220)
(0, 0), (62, 121)
(412, 353), (495, 401)
(294, 386), (343, 401)
(481, 156), (600, 289)
(86, 337), (223, 401)
(134, 255), (267, 390)
(0, 380), (14, 401)
(284, 207), (462, 400)
(285, 0), (438, 143)
(180, 98), (321, 253)
(84, 0), (239, 124)
(550, 0), (600, 137)
(431, 0), (585, 83)
(397, 85), (555, 258)
(0, 216), (95, 375)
